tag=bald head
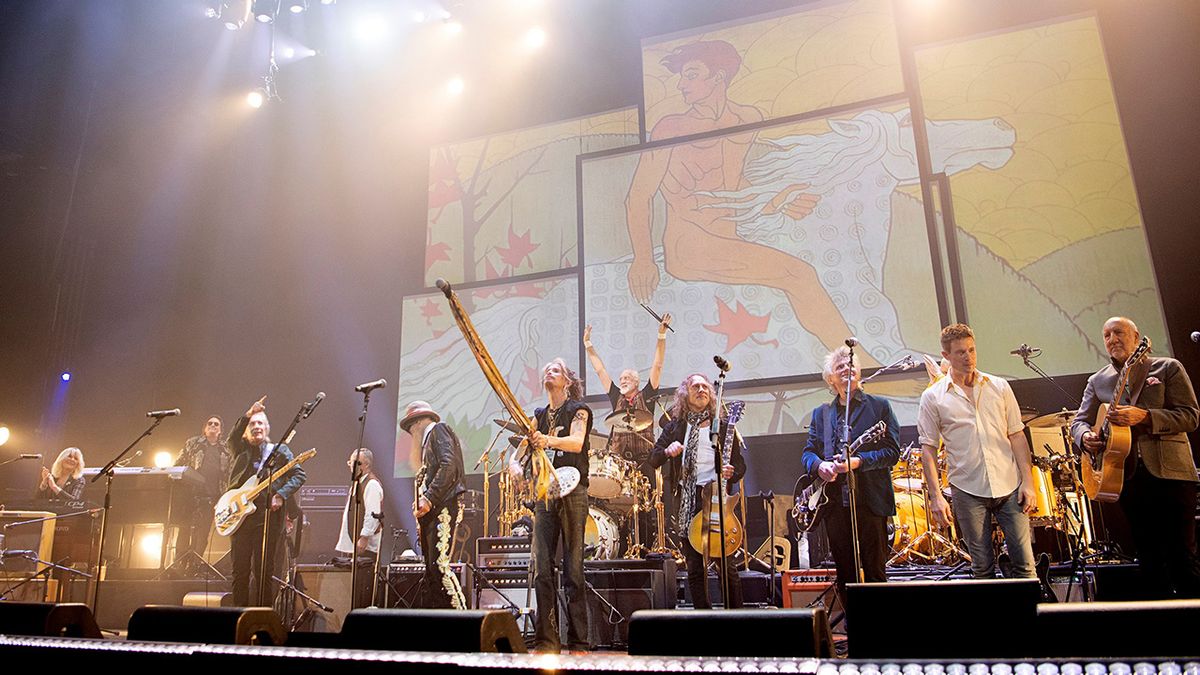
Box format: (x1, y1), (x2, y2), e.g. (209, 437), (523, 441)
(1102, 316), (1140, 363)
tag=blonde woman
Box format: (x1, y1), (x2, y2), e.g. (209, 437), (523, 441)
(38, 447), (86, 501)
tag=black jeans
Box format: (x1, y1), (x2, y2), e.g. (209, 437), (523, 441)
(823, 498), (888, 619)
(1120, 463), (1200, 599)
(683, 484), (743, 609)
(532, 489), (589, 651)
(417, 498), (466, 609)
(230, 506), (283, 606)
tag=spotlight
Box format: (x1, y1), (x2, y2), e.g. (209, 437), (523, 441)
(154, 451), (174, 469)
(60, 371), (71, 382)
(286, 0), (307, 14)
(253, 0), (278, 23)
(320, 0), (335, 5)
(442, 20), (462, 37)
(282, 46), (295, 58)
(523, 27), (546, 50)
(246, 88), (266, 108)
(223, 0), (250, 29)
(0, 426), (9, 447)
(446, 76), (464, 95)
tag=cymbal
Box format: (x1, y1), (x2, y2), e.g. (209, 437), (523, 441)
(1020, 407), (1039, 424)
(1026, 410), (1073, 428)
(605, 408), (653, 433)
(493, 418), (523, 434)
(507, 435), (527, 448)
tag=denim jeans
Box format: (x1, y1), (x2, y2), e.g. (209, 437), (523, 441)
(950, 485), (1035, 579)
(532, 489), (589, 651)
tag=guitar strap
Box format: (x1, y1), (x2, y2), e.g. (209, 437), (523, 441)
(1123, 357), (1153, 470)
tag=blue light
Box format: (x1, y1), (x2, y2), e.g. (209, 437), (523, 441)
(60, 372), (71, 382)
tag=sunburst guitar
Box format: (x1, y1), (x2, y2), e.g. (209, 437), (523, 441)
(214, 449), (316, 536)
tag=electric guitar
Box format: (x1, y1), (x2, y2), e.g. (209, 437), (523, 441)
(1083, 336), (1151, 502)
(790, 420), (888, 532)
(214, 448), (316, 536)
(687, 400), (746, 558)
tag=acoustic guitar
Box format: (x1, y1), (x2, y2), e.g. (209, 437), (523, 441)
(214, 448), (316, 536)
(1082, 336), (1150, 502)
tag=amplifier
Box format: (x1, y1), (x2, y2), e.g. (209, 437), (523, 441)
(386, 562), (471, 609)
(477, 536), (531, 571)
(782, 568), (840, 615)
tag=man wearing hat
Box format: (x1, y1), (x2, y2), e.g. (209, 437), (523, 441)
(401, 400), (468, 609)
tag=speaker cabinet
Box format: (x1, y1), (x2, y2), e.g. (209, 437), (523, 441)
(1036, 599), (1200, 658)
(628, 608), (832, 657)
(126, 605), (286, 645)
(0, 602), (101, 638)
(294, 565), (352, 632)
(339, 608), (526, 652)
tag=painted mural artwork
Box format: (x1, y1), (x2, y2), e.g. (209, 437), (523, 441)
(397, 1), (1167, 473)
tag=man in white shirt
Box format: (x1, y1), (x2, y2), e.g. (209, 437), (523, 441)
(917, 323), (1037, 578)
(335, 448), (383, 607)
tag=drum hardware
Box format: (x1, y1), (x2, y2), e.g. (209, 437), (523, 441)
(887, 443), (970, 566)
(604, 408), (654, 434)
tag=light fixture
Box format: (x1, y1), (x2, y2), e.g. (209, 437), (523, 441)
(246, 88), (266, 108)
(442, 20), (462, 37)
(523, 27), (546, 50)
(286, 0), (307, 14)
(154, 451), (174, 469)
(60, 371), (71, 382)
(222, 0), (251, 30)
(0, 426), (10, 447)
(253, 0), (278, 23)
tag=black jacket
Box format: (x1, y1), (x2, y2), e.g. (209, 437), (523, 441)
(225, 414), (307, 503)
(800, 391), (901, 518)
(421, 422), (467, 508)
(649, 415), (746, 505)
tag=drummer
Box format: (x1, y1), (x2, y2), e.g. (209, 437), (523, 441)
(582, 312), (672, 464)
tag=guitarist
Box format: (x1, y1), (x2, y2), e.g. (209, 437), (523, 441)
(1070, 316), (1200, 598)
(649, 373), (745, 609)
(225, 396), (307, 606)
(800, 346), (900, 611)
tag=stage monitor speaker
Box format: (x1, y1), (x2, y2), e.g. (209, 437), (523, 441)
(847, 579), (1039, 659)
(339, 608), (526, 653)
(294, 565), (352, 632)
(1036, 599), (1200, 658)
(0, 602), (101, 638)
(627, 608), (832, 657)
(126, 605), (286, 646)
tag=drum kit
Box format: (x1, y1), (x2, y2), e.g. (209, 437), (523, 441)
(492, 400), (669, 560)
(885, 408), (1094, 566)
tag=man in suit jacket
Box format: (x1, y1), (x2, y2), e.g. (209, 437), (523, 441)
(226, 396), (307, 606)
(402, 400), (468, 610)
(1071, 316), (1200, 598)
(801, 346), (900, 609)
(649, 373), (746, 609)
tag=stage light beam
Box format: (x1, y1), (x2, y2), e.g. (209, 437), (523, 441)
(0, 426), (10, 447)
(442, 20), (462, 37)
(523, 27), (546, 50)
(153, 451), (174, 468)
(246, 89), (266, 108)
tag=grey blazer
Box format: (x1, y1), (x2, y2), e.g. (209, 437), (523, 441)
(1070, 356), (1199, 482)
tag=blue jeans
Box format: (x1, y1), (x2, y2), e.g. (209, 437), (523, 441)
(950, 485), (1035, 579)
(532, 489), (589, 651)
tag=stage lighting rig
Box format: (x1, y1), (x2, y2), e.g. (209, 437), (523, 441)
(217, 0), (251, 30)
(286, 0), (307, 14)
(253, 0), (279, 24)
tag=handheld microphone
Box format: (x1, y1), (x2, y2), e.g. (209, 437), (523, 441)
(20, 454), (42, 460)
(713, 355), (731, 373)
(146, 408), (181, 418)
(354, 379), (387, 393)
(845, 337), (859, 348)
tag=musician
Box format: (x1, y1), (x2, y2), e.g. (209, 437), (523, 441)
(37, 447), (86, 501)
(401, 401), (468, 610)
(649, 373), (745, 609)
(511, 358), (592, 652)
(917, 323), (1037, 579)
(175, 415), (231, 560)
(226, 396), (307, 606)
(800, 346), (900, 604)
(582, 312), (672, 462)
(335, 448), (385, 608)
(1070, 316), (1200, 598)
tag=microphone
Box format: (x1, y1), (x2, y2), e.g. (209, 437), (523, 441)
(1010, 343), (1032, 357)
(435, 278), (452, 298)
(899, 355), (919, 371)
(713, 355), (731, 373)
(354, 379), (387, 393)
(845, 337), (859, 348)
(20, 454), (42, 460)
(309, 391), (327, 412)
(1191, 331), (1199, 343)
(146, 408), (181, 418)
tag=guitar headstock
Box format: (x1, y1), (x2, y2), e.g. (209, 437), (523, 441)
(865, 420), (887, 444)
(721, 400), (746, 426)
(296, 449), (317, 463)
(1126, 336), (1151, 367)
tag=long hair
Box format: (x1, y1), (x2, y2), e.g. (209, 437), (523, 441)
(668, 373), (717, 420)
(51, 447), (84, 480)
(547, 358), (584, 401)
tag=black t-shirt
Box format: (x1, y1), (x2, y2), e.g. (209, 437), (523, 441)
(198, 442), (225, 500)
(607, 381), (656, 412)
(535, 399), (592, 489)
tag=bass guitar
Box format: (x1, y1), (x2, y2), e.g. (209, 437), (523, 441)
(214, 448), (316, 537)
(790, 420), (888, 532)
(687, 400), (746, 558)
(1083, 336), (1151, 502)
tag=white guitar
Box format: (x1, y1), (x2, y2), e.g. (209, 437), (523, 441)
(214, 449), (316, 537)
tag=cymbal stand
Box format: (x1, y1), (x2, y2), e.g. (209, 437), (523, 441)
(888, 451), (967, 565)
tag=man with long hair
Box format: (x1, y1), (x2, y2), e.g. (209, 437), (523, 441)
(512, 358), (593, 652)
(649, 373), (745, 608)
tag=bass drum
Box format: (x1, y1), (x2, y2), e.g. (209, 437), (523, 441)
(584, 506), (621, 560)
(588, 453), (628, 500)
(889, 492), (932, 559)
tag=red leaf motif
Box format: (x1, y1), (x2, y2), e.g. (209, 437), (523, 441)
(703, 297), (777, 351)
(495, 225), (539, 271)
(425, 241), (452, 273)
(419, 298), (442, 325)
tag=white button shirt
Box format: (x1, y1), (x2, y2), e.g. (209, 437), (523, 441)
(336, 476), (383, 554)
(917, 370), (1025, 498)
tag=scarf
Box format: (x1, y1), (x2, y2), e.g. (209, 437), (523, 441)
(677, 409), (711, 537)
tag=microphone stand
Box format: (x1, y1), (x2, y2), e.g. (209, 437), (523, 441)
(257, 399), (315, 606)
(843, 345), (865, 585)
(1015, 348), (1081, 410)
(89, 415), (169, 615)
(348, 385), (378, 610)
(709, 367), (732, 608)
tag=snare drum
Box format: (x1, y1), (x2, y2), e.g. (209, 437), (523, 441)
(584, 506), (621, 559)
(588, 453), (627, 499)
